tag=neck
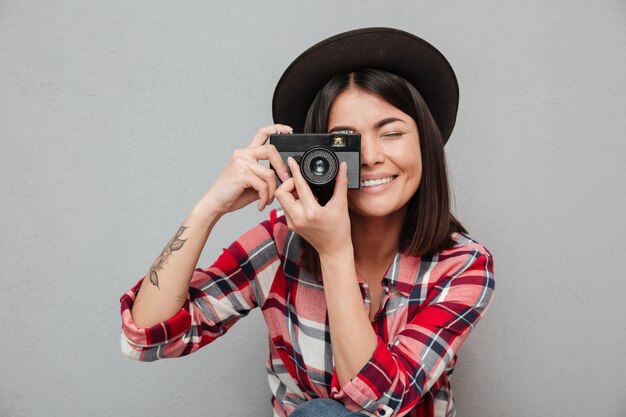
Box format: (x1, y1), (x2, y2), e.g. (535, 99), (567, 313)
(350, 207), (406, 268)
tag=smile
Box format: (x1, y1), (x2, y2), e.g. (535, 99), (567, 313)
(360, 176), (397, 188)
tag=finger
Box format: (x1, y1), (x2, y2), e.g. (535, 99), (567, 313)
(249, 124), (294, 147)
(287, 157), (317, 206)
(266, 169), (278, 206)
(282, 208), (296, 231)
(231, 159), (270, 210)
(241, 145), (289, 182)
(274, 178), (299, 216)
(329, 162), (349, 203)
(246, 173), (270, 211)
(265, 144), (290, 182)
(246, 162), (277, 208)
(274, 172), (299, 200)
(282, 178), (300, 201)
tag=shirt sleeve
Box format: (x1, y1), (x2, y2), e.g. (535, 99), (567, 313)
(330, 246), (495, 417)
(119, 214), (281, 361)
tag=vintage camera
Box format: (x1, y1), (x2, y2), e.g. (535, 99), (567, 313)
(269, 132), (361, 205)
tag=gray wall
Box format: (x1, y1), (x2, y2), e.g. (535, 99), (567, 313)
(1, 1), (624, 416)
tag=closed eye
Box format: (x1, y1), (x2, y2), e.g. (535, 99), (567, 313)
(382, 132), (403, 138)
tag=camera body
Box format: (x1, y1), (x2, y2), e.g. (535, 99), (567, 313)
(270, 132), (361, 205)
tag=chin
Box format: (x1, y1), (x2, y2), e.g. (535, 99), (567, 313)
(347, 191), (413, 220)
(348, 202), (404, 219)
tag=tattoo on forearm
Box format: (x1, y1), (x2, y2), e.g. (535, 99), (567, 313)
(149, 225), (190, 289)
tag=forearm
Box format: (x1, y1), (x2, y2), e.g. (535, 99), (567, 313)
(320, 248), (378, 388)
(131, 197), (222, 328)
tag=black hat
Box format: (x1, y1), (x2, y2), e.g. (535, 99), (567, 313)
(272, 27), (459, 144)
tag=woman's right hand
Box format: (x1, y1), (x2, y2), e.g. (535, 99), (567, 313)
(197, 124), (293, 218)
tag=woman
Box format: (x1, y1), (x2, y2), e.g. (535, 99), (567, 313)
(120, 28), (495, 417)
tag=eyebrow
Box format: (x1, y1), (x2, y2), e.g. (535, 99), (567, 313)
(329, 117), (406, 133)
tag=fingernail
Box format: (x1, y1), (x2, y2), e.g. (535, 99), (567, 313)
(287, 157), (294, 166)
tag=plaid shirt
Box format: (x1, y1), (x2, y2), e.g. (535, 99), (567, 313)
(120, 210), (495, 417)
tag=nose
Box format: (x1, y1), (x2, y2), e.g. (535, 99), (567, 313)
(360, 134), (385, 167)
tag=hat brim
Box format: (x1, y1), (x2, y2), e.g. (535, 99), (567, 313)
(272, 27), (459, 144)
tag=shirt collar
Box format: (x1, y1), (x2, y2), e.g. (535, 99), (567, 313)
(314, 251), (421, 298)
(381, 252), (421, 297)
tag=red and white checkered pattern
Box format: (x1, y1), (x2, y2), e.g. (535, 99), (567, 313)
(120, 209), (495, 417)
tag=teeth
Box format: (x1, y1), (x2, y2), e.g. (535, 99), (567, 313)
(360, 176), (395, 187)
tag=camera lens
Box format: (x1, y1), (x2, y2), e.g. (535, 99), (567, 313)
(310, 157), (328, 176)
(300, 146), (339, 187)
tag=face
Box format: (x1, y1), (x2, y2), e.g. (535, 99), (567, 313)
(327, 87), (422, 220)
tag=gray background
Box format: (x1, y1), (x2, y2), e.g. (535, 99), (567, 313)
(1, 1), (625, 416)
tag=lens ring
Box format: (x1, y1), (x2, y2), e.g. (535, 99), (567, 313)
(300, 146), (339, 186)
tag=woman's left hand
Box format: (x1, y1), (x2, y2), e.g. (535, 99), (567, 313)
(274, 157), (352, 258)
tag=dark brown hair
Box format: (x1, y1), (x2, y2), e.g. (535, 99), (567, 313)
(301, 68), (467, 274)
